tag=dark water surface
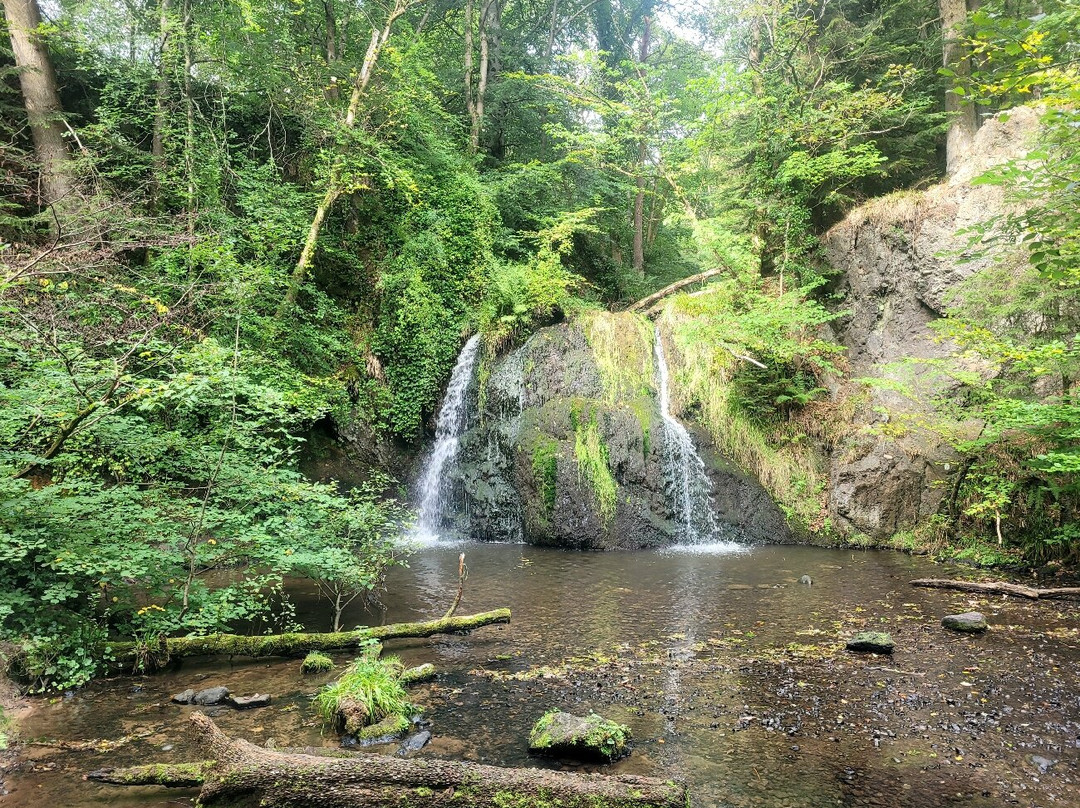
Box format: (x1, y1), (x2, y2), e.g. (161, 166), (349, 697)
(8, 543), (1080, 807)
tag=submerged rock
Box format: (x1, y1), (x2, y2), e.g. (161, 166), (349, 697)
(227, 693), (272, 709)
(799, 575), (813, 586)
(398, 730), (432, 755)
(193, 686), (230, 706)
(942, 612), (987, 633)
(528, 710), (631, 762)
(846, 632), (895, 654)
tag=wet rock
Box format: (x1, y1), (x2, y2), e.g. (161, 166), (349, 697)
(398, 730), (432, 755)
(171, 689), (195, 704)
(942, 612), (987, 633)
(528, 710), (631, 763)
(227, 693), (272, 710)
(193, 686), (230, 706)
(846, 632), (895, 654)
(799, 575), (813, 586)
(1031, 755), (1056, 773)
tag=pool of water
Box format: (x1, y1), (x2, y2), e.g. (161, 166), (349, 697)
(8, 542), (1080, 807)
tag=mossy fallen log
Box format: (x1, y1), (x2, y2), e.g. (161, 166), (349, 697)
(910, 579), (1080, 601)
(87, 713), (689, 808)
(107, 608), (510, 671)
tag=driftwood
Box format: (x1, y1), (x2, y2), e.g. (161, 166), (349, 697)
(911, 579), (1080, 601)
(87, 713), (688, 808)
(108, 608), (511, 670)
(625, 268), (724, 314)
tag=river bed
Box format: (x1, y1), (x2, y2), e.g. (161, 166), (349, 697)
(7, 543), (1080, 807)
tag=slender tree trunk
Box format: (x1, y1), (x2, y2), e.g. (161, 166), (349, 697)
(941, 0), (978, 175)
(324, 0), (340, 101)
(151, 0), (172, 209)
(181, 0), (196, 233)
(631, 16), (651, 278)
(3, 0), (75, 212)
(464, 0), (477, 153)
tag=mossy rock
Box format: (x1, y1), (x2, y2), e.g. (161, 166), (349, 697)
(301, 651), (334, 674)
(845, 631), (894, 654)
(942, 612), (987, 633)
(528, 710), (631, 763)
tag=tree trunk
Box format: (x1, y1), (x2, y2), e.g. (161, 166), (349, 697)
(3, 0), (75, 212)
(910, 578), (1080, 600)
(470, 0), (496, 154)
(941, 0), (978, 175)
(88, 713), (689, 808)
(626, 268), (724, 313)
(630, 17), (651, 279)
(151, 0), (172, 209)
(106, 608), (511, 670)
(464, 0), (476, 152)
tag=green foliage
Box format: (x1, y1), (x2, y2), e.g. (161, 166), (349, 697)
(313, 646), (414, 729)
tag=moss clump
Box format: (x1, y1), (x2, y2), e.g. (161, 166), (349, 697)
(300, 651), (334, 674)
(529, 710), (631, 763)
(530, 437), (560, 515)
(313, 651), (414, 732)
(583, 311), (655, 404)
(571, 405), (618, 524)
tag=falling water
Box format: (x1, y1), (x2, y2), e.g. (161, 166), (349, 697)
(414, 334), (483, 544)
(653, 329), (743, 552)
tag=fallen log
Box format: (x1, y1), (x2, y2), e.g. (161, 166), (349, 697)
(88, 713), (688, 808)
(625, 268), (724, 313)
(910, 579), (1080, 601)
(107, 608), (511, 670)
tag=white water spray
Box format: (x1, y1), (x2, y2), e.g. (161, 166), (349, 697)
(654, 329), (743, 553)
(413, 334), (482, 544)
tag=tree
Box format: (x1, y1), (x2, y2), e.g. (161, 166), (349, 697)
(3, 0), (75, 213)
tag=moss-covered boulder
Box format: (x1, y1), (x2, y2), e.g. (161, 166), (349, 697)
(845, 631), (895, 654)
(528, 710), (631, 763)
(436, 312), (789, 549)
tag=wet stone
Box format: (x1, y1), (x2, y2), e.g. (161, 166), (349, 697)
(846, 632), (895, 654)
(193, 686), (230, 706)
(942, 612), (987, 633)
(398, 730), (432, 755)
(227, 693), (271, 710)
(171, 689), (195, 704)
(799, 575), (813, 586)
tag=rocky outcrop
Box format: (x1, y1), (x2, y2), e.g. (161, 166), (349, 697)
(431, 313), (790, 549)
(822, 107), (1039, 540)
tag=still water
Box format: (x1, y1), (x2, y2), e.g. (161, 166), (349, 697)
(10, 543), (1080, 807)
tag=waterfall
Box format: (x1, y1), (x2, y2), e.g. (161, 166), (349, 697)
(414, 334), (482, 544)
(653, 329), (742, 552)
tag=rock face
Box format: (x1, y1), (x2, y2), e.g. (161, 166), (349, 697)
(528, 711), (631, 762)
(822, 108), (1040, 540)
(428, 313), (790, 549)
(942, 612), (988, 633)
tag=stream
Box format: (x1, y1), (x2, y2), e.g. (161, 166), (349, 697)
(8, 542), (1080, 807)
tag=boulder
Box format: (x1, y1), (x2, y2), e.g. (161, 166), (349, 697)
(845, 632), (895, 654)
(193, 686), (230, 706)
(942, 612), (987, 633)
(528, 711), (631, 763)
(171, 689), (195, 705)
